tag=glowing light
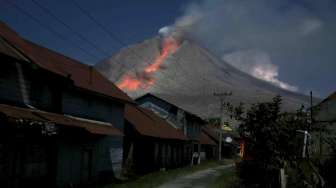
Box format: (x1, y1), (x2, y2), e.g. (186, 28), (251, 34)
(117, 74), (142, 91)
(117, 37), (179, 91)
(145, 37), (178, 73)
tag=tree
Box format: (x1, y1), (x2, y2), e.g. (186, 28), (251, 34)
(229, 96), (313, 187)
(320, 138), (336, 188)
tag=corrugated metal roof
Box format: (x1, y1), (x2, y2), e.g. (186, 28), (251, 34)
(125, 104), (188, 140)
(0, 104), (46, 122)
(0, 21), (132, 103)
(136, 93), (205, 123)
(199, 132), (216, 145)
(0, 104), (122, 136)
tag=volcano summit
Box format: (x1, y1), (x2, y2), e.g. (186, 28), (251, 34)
(95, 37), (311, 118)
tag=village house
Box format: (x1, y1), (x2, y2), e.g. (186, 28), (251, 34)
(199, 131), (217, 160)
(123, 104), (188, 174)
(202, 125), (239, 159)
(313, 92), (336, 157)
(135, 93), (206, 164)
(0, 21), (132, 188)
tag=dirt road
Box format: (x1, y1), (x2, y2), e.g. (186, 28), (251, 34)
(158, 164), (234, 188)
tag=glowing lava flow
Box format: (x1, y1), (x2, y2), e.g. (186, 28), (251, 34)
(117, 37), (179, 91)
(144, 37), (178, 73)
(117, 74), (142, 91)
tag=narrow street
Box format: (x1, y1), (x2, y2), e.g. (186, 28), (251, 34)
(158, 164), (234, 188)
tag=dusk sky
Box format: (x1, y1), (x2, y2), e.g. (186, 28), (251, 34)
(0, 0), (335, 97)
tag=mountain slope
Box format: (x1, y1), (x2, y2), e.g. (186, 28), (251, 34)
(95, 37), (312, 118)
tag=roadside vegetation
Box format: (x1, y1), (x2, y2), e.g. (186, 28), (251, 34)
(101, 159), (232, 188)
(225, 96), (324, 187)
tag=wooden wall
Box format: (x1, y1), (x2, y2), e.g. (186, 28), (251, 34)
(0, 55), (126, 187)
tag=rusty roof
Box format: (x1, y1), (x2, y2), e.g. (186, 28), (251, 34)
(202, 125), (219, 142)
(125, 104), (188, 140)
(0, 21), (132, 103)
(199, 132), (216, 146)
(0, 104), (122, 136)
(0, 37), (28, 61)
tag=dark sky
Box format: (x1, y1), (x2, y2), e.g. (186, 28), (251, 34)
(0, 0), (335, 97)
(0, 0), (192, 63)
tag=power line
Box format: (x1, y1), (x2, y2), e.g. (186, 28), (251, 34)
(30, 0), (110, 57)
(68, 0), (153, 79)
(4, 0), (101, 62)
(69, 0), (149, 82)
(69, 0), (137, 53)
(8, 0), (205, 94)
(68, 1), (175, 75)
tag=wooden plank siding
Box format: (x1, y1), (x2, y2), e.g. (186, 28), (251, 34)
(0, 51), (126, 187)
(0, 56), (25, 105)
(123, 120), (189, 175)
(62, 90), (125, 130)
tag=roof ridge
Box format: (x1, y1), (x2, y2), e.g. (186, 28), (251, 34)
(0, 21), (133, 103)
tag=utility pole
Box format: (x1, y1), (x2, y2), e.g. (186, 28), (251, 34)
(213, 91), (232, 161)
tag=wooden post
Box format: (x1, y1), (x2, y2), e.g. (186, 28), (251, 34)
(280, 168), (286, 188)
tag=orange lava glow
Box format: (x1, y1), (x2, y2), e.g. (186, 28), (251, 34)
(117, 37), (179, 91)
(144, 37), (179, 73)
(117, 74), (142, 91)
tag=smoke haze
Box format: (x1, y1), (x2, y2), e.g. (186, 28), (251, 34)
(161, 0), (336, 96)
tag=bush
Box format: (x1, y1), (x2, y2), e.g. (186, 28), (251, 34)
(228, 96), (311, 187)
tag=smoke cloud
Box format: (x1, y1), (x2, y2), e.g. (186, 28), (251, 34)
(223, 50), (298, 91)
(159, 0), (336, 95)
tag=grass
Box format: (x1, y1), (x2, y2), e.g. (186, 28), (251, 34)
(209, 168), (238, 188)
(101, 159), (233, 188)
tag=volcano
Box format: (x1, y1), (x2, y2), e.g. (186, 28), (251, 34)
(95, 37), (312, 118)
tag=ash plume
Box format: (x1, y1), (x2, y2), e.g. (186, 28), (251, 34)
(159, 0), (336, 94)
(223, 50), (298, 92)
